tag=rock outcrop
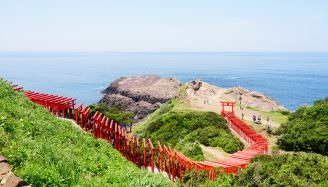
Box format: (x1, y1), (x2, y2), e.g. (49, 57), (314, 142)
(100, 75), (181, 122)
(0, 156), (29, 187)
(184, 80), (287, 113)
(224, 87), (287, 111)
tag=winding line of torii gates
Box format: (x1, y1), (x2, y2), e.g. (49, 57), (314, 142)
(7, 81), (268, 181)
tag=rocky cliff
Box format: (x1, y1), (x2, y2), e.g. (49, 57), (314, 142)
(100, 75), (181, 122)
(224, 87), (288, 111)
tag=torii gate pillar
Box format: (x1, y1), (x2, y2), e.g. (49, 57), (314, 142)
(220, 101), (235, 115)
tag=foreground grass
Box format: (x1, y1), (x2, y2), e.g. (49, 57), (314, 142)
(0, 80), (172, 186)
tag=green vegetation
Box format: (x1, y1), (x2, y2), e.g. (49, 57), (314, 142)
(277, 97), (328, 155)
(180, 153), (328, 187)
(267, 110), (290, 124)
(135, 100), (243, 160)
(89, 103), (135, 124)
(244, 104), (290, 124)
(0, 81), (171, 186)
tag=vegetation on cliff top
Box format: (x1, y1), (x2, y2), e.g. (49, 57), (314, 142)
(134, 100), (243, 160)
(89, 103), (135, 124)
(277, 97), (328, 155)
(0, 80), (172, 186)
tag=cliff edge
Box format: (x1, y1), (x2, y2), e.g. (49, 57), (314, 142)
(100, 75), (181, 121)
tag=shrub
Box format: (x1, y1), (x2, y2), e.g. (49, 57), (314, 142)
(278, 110), (291, 116)
(175, 141), (204, 160)
(277, 98), (328, 155)
(182, 153), (328, 186)
(236, 153), (328, 186)
(179, 169), (209, 187)
(89, 103), (109, 114)
(136, 101), (243, 160)
(89, 104), (135, 124)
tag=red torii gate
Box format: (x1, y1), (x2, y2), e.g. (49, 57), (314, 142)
(24, 91), (76, 118)
(220, 101), (235, 115)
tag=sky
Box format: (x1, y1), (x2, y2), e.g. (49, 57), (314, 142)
(0, 0), (328, 52)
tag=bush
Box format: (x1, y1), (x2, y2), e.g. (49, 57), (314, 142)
(175, 141), (204, 160)
(184, 127), (243, 154)
(278, 110), (291, 116)
(179, 169), (209, 187)
(136, 101), (243, 160)
(182, 153), (328, 186)
(277, 98), (328, 155)
(89, 103), (109, 114)
(236, 153), (328, 186)
(89, 104), (135, 124)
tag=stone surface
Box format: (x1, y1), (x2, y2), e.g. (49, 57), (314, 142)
(224, 87), (288, 111)
(0, 156), (29, 187)
(183, 81), (287, 128)
(100, 75), (181, 122)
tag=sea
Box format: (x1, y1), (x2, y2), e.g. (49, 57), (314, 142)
(1, 52), (327, 111)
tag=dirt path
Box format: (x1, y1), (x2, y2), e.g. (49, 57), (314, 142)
(200, 145), (230, 161)
(58, 117), (85, 130)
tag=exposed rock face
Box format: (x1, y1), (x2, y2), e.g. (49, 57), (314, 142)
(224, 87), (287, 111)
(0, 155), (29, 187)
(100, 75), (181, 122)
(189, 80), (203, 93)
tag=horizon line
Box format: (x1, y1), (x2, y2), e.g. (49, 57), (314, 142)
(1, 50), (328, 54)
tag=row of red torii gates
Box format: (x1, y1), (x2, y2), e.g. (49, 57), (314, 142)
(6, 80), (268, 181)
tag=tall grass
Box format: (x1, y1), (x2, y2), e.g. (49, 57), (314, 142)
(0, 80), (172, 186)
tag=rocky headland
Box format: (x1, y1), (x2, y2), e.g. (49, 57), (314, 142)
(100, 75), (181, 121)
(100, 76), (287, 123)
(185, 80), (287, 111)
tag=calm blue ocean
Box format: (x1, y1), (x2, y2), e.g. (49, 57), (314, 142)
(0, 52), (327, 111)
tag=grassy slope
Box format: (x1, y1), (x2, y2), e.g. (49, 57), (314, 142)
(240, 104), (289, 124)
(134, 100), (243, 160)
(0, 81), (172, 187)
(241, 104), (289, 124)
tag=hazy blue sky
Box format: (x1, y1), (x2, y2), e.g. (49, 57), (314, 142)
(1, 0), (327, 52)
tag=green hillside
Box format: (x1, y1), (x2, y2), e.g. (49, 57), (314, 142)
(0, 80), (172, 186)
(134, 100), (243, 160)
(183, 153), (328, 187)
(277, 97), (328, 155)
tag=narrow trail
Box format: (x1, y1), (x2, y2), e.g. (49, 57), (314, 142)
(200, 145), (229, 161)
